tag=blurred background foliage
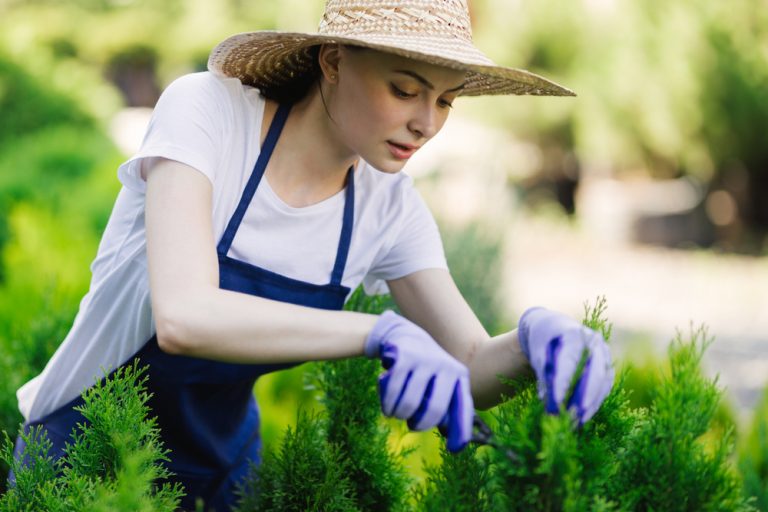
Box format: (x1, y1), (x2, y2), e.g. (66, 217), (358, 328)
(0, 0), (766, 500)
(469, 0), (768, 252)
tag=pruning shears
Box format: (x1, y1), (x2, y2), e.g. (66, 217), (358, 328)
(470, 415), (521, 463)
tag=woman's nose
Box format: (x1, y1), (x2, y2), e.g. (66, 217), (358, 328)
(408, 103), (438, 140)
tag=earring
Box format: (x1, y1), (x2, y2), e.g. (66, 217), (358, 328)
(330, 74), (337, 82)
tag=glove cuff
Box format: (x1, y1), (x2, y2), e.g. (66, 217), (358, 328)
(364, 310), (399, 358)
(517, 306), (549, 361)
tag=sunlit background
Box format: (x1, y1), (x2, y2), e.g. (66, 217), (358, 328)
(0, 0), (766, 487)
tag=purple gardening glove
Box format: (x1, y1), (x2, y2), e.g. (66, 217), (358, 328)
(518, 307), (615, 424)
(365, 310), (474, 452)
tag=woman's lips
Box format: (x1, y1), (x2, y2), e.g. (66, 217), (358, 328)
(387, 141), (418, 160)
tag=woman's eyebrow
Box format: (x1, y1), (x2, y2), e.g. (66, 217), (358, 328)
(393, 69), (466, 92)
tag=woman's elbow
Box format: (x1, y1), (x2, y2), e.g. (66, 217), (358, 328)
(153, 299), (199, 355)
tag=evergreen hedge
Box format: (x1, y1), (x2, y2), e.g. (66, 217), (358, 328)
(740, 387), (768, 510)
(0, 292), (764, 510)
(235, 290), (411, 512)
(235, 294), (757, 511)
(0, 361), (183, 511)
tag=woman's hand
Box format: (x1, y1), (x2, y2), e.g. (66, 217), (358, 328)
(365, 310), (473, 452)
(518, 307), (614, 424)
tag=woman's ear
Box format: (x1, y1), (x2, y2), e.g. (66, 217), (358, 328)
(318, 43), (342, 84)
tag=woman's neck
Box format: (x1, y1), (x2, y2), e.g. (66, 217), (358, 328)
(262, 86), (358, 208)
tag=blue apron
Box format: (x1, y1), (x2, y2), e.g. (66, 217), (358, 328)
(13, 103), (355, 511)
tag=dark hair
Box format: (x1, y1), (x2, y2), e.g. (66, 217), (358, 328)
(258, 45), (368, 105)
(259, 46), (321, 104)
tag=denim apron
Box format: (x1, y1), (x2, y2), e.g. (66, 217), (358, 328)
(13, 103), (355, 511)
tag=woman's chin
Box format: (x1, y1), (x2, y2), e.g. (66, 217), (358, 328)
(366, 155), (408, 174)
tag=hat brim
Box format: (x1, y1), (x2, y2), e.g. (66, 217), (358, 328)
(208, 31), (576, 97)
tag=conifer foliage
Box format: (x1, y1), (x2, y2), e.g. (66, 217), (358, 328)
(235, 288), (412, 511)
(0, 294), (761, 510)
(233, 410), (359, 511)
(414, 298), (756, 511)
(0, 361), (183, 511)
(740, 386), (768, 510)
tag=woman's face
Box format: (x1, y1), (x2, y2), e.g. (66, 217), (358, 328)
(327, 46), (466, 174)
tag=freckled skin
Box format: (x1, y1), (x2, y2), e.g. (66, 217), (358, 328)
(323, 47), (466, 174)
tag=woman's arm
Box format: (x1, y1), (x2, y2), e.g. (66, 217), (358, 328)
(144, 157), (378, 363)
(386, 268), (532, 410)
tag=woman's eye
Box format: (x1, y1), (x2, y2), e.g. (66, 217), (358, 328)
(391, 84), (416, 99)
(438, 98), (454, 109)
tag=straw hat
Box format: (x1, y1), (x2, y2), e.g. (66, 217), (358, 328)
(208, 0), (575, 97)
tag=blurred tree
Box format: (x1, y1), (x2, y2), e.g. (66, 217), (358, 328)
(105, 45), (161, 107)
(0, 54), (93, 151)
(469, 0), (768, 251)
(698, 4), (768, 250)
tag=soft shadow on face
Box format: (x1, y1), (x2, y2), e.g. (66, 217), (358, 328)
(325, 45), (467, 173)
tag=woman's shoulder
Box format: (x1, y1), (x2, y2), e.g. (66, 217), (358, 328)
(162, 71), (226, 95)
(160, 71), (265, 113)
(164, 71), (247, 92)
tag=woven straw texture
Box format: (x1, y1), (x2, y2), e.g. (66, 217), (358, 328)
(208, 0), (575, 97)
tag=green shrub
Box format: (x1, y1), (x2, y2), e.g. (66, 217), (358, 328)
(0, 121), (121, 487)
(0, 54), (92, 151)
(0, 361), (183, 511)
(413, 299), (616, 510)
(413, 441), (493, 512)
(739, 387), (768, 510)
(310, 357), (411, 511)
(441, 221), (506, 334)
(415, 300), (755, 511)
(319, 289), (409, 511)
(0, 287), (80, 494)
(1, 294), (761, 510)
(0, 125), (115, 209)
(609, 329), (748, 511)
(0, 199), (112, 489)
(253, 363), (322, 449)
(234, 410), (359, 512)
(236, 287), (411, 511)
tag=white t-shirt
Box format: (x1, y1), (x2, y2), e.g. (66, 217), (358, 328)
(17, 71), (448, 423)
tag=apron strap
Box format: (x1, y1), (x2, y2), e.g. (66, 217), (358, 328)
(217, 102), (355, 287)
(330, 166), (355, 286)
(217, 103), (292, 256)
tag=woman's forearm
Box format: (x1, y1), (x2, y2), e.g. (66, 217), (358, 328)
(144, 159), (379, 365)
(156, 286), (379, 364)
(468, 329), (533, 410)
(156, 281), (529, 410)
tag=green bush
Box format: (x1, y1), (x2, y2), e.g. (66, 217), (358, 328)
(0, 54), (92, 151)
(235, 287), (411, 511)
(0, 125), (121, 489)
(1, 294), (763, 510)
(414, 302), (755, 511)
(441, 221), (506, 334)
(236, 296), (762, 511)
(413, 441), (492, 512)
(310, 357), (411, 510)
(234, 410), (360, 512)
(739, 387), (768, 510)
(0, 51), (117, 279)
(0, 290), (78, 441)
(0, 125), (115, 211)
(0, 361), (183, 511)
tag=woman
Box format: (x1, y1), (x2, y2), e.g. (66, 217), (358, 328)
(13, 0), (614, 509)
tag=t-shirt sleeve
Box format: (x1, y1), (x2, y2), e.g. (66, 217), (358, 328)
(117, 72), (231, 193)
(362, 180), (448, 295)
